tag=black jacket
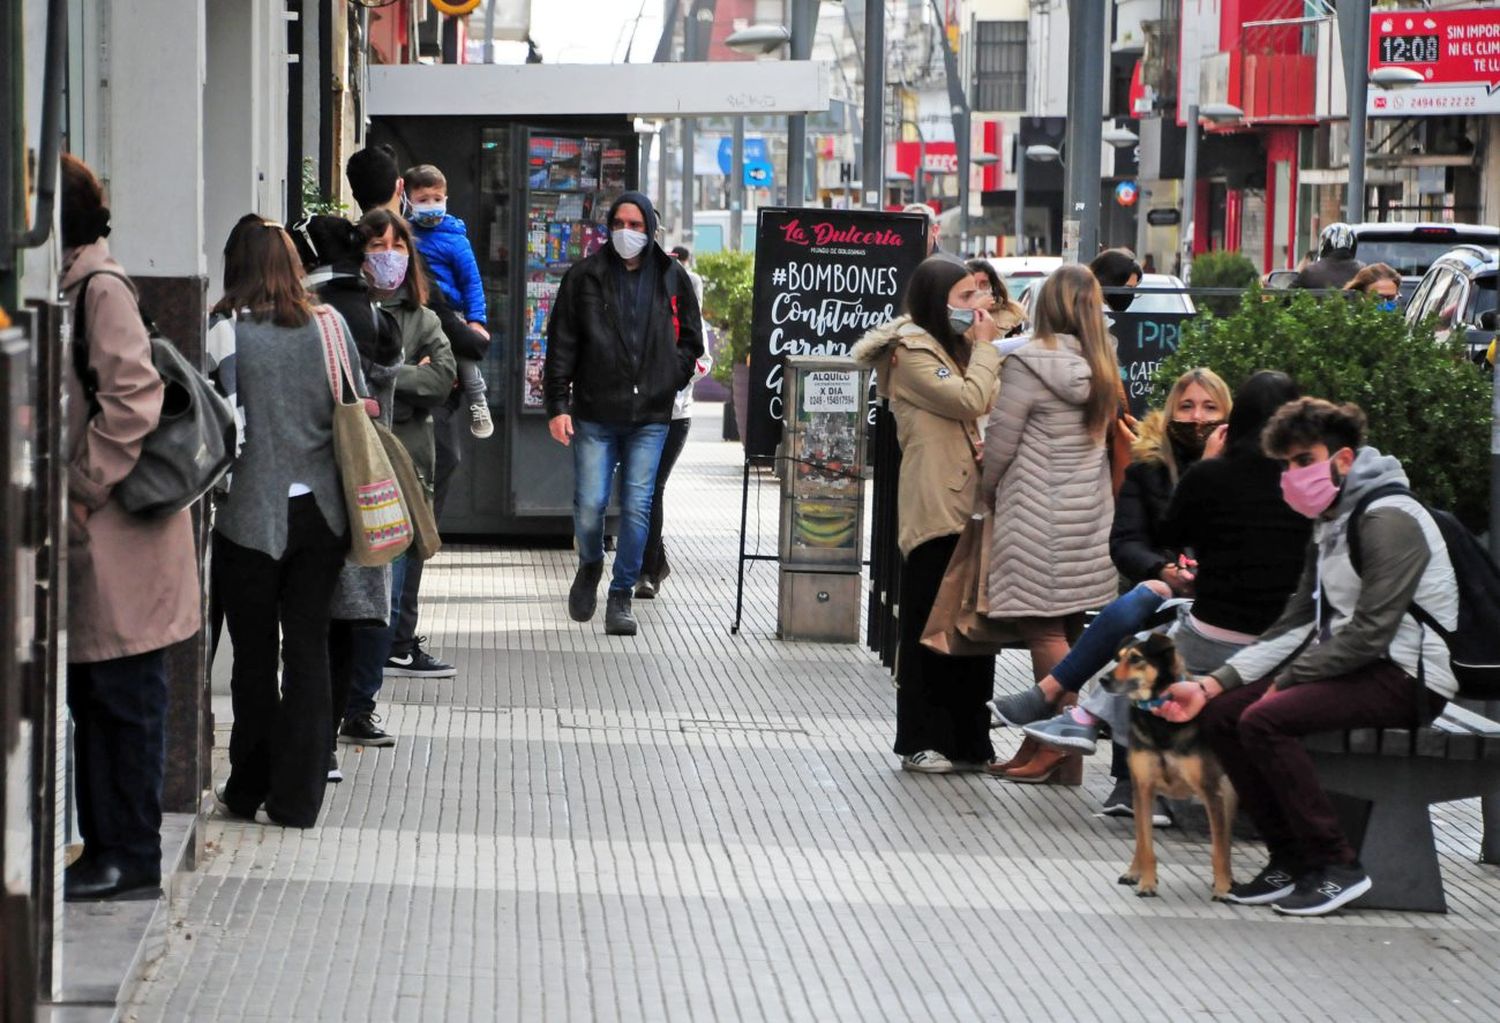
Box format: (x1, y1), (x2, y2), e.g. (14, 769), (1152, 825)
(1292, 255), (1362, 290)
(1160, 451), (1313, 635)
(310, 265), (402, 369)
(543, 244), (704, 423)
(1110, 458), (1180, 584)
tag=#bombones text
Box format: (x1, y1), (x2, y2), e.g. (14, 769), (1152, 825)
(781, 261), (900, 297)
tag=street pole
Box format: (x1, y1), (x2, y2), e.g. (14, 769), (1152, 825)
(786, 0), (817, 207)
(1345, 0), (1371, 224)
(1014, 143), (1025, 257)
(1181, 104), (1199, 280)
(1489, 368), (1500, 864)
(730, 115), (745, 250)
(1063, 0), (1105, 262)
(861, 0), (885, 208)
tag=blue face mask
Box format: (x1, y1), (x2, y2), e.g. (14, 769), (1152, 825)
(409, 202), (446, 229)
(1376, 297), (1399, 312)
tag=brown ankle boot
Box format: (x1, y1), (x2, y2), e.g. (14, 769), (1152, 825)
(986, 735), (1040, 775)
(1005, 694), (1084, 786)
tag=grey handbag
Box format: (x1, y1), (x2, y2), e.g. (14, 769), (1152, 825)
(73, 271), (237, 517)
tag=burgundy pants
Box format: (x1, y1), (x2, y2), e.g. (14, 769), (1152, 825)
(1200, 660), (1444, 871)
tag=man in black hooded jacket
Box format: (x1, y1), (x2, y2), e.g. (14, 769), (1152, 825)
(544, 191), (704, 636)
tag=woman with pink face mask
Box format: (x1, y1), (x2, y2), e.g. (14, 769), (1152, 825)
(333, 210), (456, 750)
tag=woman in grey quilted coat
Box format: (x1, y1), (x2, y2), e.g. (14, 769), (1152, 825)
(981, 265), (1119, 780)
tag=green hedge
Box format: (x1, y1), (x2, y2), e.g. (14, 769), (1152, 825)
(696, 250), (755, 385)
(1154, 286), (1492, 529)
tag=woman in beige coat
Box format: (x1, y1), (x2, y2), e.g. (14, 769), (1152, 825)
(852, 256), (1007, 774)
(981, 264), (1120, 783)
(60, 155), (201, 901)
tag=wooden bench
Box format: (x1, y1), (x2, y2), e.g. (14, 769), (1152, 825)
(1304, 702), (1500, 913)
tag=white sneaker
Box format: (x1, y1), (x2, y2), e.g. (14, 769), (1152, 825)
(901, 750), (955, 774)
(469, 402), (495, 439)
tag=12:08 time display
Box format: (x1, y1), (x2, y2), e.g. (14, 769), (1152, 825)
(1380, 34), (1440, 64)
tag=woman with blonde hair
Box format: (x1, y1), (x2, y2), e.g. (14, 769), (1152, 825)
(979, 264), (1120, 783)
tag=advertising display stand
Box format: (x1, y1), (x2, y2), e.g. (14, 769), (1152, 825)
(777, 357), (868, 642)
(731, 207), (927, 635)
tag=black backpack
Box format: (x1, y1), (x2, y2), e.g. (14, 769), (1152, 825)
(1347, 482), (1500, 700)
(72, 271), (237, 517)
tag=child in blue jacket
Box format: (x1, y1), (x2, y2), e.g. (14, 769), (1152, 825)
(404, 163), (493, 439)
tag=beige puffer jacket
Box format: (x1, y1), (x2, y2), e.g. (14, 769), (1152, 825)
(852, 316), (1002, 556)
(981, 334), (1116, 617)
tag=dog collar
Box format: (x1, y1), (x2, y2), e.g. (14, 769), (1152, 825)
(1132, 696), (1170, 711)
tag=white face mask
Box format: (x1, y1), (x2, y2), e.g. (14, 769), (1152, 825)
(611, 228), (649, 260)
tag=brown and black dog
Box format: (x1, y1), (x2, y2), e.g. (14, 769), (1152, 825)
(1100, 632), (1235, 899)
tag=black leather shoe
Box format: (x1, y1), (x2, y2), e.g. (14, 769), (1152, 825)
(569, 560), (604, 622)
(64, 859), (161, 902)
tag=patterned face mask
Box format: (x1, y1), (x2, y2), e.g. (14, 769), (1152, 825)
(363, 249), (409, 292)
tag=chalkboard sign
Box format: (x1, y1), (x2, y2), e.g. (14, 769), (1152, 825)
(745, 208), (929, 459)
(1106, 309), (1198, 418)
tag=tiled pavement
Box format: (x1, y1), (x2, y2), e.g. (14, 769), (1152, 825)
(129, 406), (1500, 1022)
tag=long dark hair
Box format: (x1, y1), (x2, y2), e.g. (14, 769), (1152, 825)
(902, 255), (974, 363)
(212, 214), (314, 327)
(1226, 370), (1300, 457)
(356, 208), (429, 306)
(966, 258), (1011, 305)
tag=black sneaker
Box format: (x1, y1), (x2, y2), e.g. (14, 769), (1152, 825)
(339, 713), (397, 747)
(634, 574), (658, 599)
(1271, 862), (1372, 917)
(1101, 778), (1134, 817)
(1223, 862), (1299, 905)
(327, 751), (343, 783)
(384, 636), (456, 678)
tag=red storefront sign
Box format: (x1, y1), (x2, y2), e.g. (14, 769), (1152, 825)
(892, 122), (1003, 190)
(1368, 7), (1500, 115)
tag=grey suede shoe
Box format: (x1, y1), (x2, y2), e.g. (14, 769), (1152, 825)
(569, 560), (605, 622)
(604, 590), (638, 636)
(990, 686), (1055, 728)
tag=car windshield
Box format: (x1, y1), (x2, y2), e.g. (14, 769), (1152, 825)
(1002, 274), (1046, 300)
(1356, 237), (1496, 276)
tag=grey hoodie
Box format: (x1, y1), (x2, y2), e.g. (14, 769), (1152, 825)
(1211, 446), (1458, 698)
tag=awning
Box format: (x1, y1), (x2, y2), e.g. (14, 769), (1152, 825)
(368, 61), (832, 118)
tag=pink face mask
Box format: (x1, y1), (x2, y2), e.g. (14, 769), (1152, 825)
(1280, 457), (1341, 519)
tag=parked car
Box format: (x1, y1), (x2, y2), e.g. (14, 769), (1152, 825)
(1016, 269), (1196, 320)
(985, 256), (1063, 304)
(1350, 222), (1500, 304)
(1402, 244), (1497, 363)
(1263, 268), (1299, 290)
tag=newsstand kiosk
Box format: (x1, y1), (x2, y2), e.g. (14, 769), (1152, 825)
(366, 60), (830, 538)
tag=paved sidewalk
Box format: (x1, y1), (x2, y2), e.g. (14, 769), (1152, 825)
(129, 406), (1500, 1022)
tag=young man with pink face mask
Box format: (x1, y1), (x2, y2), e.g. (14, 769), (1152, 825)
(1153, 398), (1460, 917)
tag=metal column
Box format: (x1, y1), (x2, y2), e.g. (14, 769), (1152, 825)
(786, 0), (817, 206)
(730, 116), (745, 250)
(1181, 104), (1199, 279)
(1062, 0), (1106, 262)
(861, 0), (885, 207)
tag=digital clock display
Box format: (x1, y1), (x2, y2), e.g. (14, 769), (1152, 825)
(1379, 34), (1440, 65)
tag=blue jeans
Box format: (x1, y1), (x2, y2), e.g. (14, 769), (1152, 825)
(346, 554), (408, 720)
(573, 419), (669, 593)
(1050, 582), (1168, 692)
